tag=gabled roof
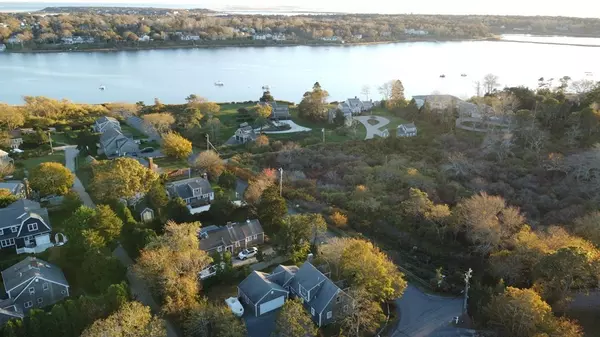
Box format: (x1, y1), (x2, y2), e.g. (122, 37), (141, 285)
(167, 177), (213, 200)
(347, 98), (362, 107)
(289, 262), (327, 292)
(96, 116), (119, 125)
(239, 271), (287, 304)
(198, 220), (263, 251)
(0, 199), (49, 230)
(1, 257), (68, 295)
(288, 261), (347, 313)
(268, 265), (298, 287)
(399, 123), (417, 130)
(99, 127), (123, 145)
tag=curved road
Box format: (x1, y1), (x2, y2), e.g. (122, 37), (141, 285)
(393, 285), (463, 337)
(354, 116), (390, 139)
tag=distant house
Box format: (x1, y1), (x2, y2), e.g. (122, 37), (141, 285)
(412, 94), (492, 118)
(133, 198), (155, 223)
(268, 102), (291, 120)
(0, 200), (54, 255)
(0, 150), (13, 166)
(0, 181), (26, 198)
(199, 220), (264, 254)
(181, 35), (201, 41)
(6, 36), (21, 44)
(0, 257), (69, 325)
(353, 34), (363, 40)
(9, 130), (23, 150)
(238, 260), (353, 327)
(98, 128), (139, 158)
(404, 28), (429, 36)
(235, 123), (257, 144)
(272, 33), (286, 41)
(253, 34), (268, 40)
(338, 97), (374, 116)
(0, 44), (6, 52)
(321, 36), (340, 42)
(166, 177), (214, 206)
(397, 123), (418, 137)
(139, 35), (151, 42)
(380, 31), (392, 37)
(328, 108), (352, 126)
(94, 116), (121, 133)
(61, 37), (73, 44)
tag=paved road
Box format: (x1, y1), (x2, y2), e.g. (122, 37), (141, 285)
(63, 146), (96, 208)
(113, 245), (180, 337)
(260, 120), (312, 134)
(393, 285), (463, 337)
(354, 115), (390, 139)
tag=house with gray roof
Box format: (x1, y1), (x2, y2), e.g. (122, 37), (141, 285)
(0, 200), (54, 254)
(238, 261), (353, 326)
(166, 177), (214, 207)
(268, 102), (291, 120)
(199, 219), (264, 254)
(397, 123), (418, 137)
(94, 116), (121, 133)
(412, 94), (493, 119)
(338, 97), (375, 116)
(234, 122), (257, 144)
(98, 127), (139, 158)
(0, 257), (69, 325)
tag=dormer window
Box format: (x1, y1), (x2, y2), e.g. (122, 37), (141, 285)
(0, 229), (3, 236)
(29, 287), (35, 295)
(299, 285), (309, 301)
(11, 226), (18, 233)
(28, 223), (38, 232)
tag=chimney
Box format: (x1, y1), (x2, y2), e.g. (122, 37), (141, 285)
(307, 253), (314, 262)
(148, 157), (154, 170)
(202, 172), (208, 180)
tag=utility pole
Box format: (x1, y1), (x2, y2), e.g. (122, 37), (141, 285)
(205, 134), (210, 151)
(278, 168), (283, 197)
(463, 268), (473, 314)
(322, 128), (325, 143)
(48, 130), (53, 154)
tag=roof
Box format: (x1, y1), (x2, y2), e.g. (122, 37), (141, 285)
(347, 98), (361, 107)
(96, 116), (119, 125)
(238, 271), (287, 304)
(199, 220), (264, 251)
(399, 123), (417, 130)
(288, 261), (346, 313)
(99, 127), (123, 145)
(268, 265), (298, 287)
(1, 257), (68, 294)
(0, 199), (49, 230)
(167, 177), (213, 200)
(290, 262), (328, 291)
(0, 181), (23, 195)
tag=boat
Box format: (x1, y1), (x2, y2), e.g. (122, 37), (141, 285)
(461, 73), (467, 77)
(440, 74), (446, 78)
(214, 81), (224, 86)
(99, 85), (106, 91)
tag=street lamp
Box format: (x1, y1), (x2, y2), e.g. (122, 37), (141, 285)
(278, 168), (283, 197)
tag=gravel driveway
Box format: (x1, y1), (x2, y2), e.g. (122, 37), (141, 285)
(354, 115), (390, 139)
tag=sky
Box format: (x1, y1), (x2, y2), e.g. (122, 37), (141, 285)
(2, 0), (600, 17)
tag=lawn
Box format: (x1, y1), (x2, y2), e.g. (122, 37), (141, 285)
(20, 152), (66, 171)
(51, 132), (72, 146)
(120, 123), (147, 139)
(370, 107), (409, 131)
(154, 157), (190, 172)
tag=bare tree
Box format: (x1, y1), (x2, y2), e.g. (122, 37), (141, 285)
(361, 85), (371, 101)
(483, 74), (500, 95)
(474, 81), (482, 97)
(378, 81), (392, 100)
(570, 79), (598, 95)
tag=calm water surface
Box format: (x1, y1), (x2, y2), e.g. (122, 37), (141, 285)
(1, 37), (599, 105)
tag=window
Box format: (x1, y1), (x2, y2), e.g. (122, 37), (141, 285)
(28, 223), (38, 231)
(24, 301), (32, 309)
(0, 239), (14, 247)
(61, 289), (66, 295)
(217, 246), (222, 253)
(29, 287), (35, 295)
(37, 298), (43, 304)
(42, 283), (49, 291)
(253, 234), (258, 240)
(343, 305), (349, 313)
(311, 307), (315, 316)
(11, 226), (18, 233)
(336, 296), (341, 304)
(245, 237), (251, 243)
(327, 311), (332, 319)
(0, 229), (3, 236)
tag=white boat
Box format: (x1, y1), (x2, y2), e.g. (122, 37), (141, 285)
(99, 85), (106, 91)
(214, 81), (224, 86)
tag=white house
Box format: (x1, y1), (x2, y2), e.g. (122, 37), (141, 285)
(404, 29), (429, 36)
(6, 36), (21, 44)
(321, 36), (340, 42)
(61, 37), (73, 45)
(272, 34), (286, 41)
(182, 35), (201, 41)
(397, 123), (418, 137)
(139, 35), (150, 42)
(253, 34), (267, 40)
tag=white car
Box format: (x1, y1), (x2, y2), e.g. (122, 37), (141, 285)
(198, 265), (217, 280)
(238, 247), (258, 260)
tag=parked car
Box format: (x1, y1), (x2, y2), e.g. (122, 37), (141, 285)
(238, 247), (258, 260)
(141, 147), (154, 153)
(199, 265), (217, 280)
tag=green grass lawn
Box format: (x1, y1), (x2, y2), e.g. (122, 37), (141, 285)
(154, 157), (190, 172)
(51, 133), (72, 146)
(20, 152), (66, 171)
(370, 107), (409, 131)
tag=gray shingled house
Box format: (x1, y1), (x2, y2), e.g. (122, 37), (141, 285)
(268, 102), (291, 120)
(94, 116), (121, 133)
(397, 123), (418, 137)
(199, 220), (264, 254)
(98, 127), (139, 158)
(166, 177), (215, 207)
(0, 200), (54, 254)
(238, 261), (353, 327)
(0, 257), (69, 325)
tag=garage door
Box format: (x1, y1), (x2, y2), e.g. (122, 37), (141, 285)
(259, 296), (285, 315)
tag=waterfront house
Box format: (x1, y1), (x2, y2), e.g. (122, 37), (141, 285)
(94, 116), (121, 133)
(272, 33), (286, 41)
(166, 177), (214, 207)
(140, 35), (150, 42)
(235, 123), (257, 144)
(61, 37), (73, 44)
(238, 260), (353, 327)
(199, 220), (264, 255)
(0, 257), (69, 325)
(0, 199), (54, 255)
(9, 130), (23, 150)
(181, 35), (201, 41)
(397, 123), (418, 137)
(404, 28), (429, 36)
(321, 36), (340, 42)
(253, 34), (267, 40)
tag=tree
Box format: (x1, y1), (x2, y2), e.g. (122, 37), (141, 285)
(330, 211), (348, 228)
(298, 82), (330, 121)
(339, 239), (407, 302)
(340, 288), (386, 337)
(485, 287), (583, 337)
(254, 103), (273, 119)
(205, 117), (222, 142)
(361, 85), (371, 100)
(147, 180), (168, 218)
(81, 301), (166, 337)
(385, 80), (407, 110)
(166, 197), (191, 223)
(91, 158), (158, 202)
(134, 221), (211, 315)
(208, 192), (236, 224)
(244, 168), (277, 204)
(275, 214), (326, 263)
(272, 299), (317, 337)
(0, 103), (25, 131)
(162, 132), (192, 159)
(333, 109), (346, 126)
(92, 205), (123, 243)
(255, 134), (269, 147)
(0, 188), (18, 208)
(257, 186), (288, 234)
(260, 90), (274, 103)
(185, 300), (247, 337)
(193, 150), (224, 180)
(199, 102), (221, 116)
(143, 113), (175, 134)
(483, 73), (500, 95)
(218, 170), (237, 190)
(29, 162), (75, 196)
(573, 211), (600, 246)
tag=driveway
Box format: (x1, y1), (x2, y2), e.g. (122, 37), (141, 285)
(354, 115), (390, 139)
(393, 285), (463, 337)
(63, 146), (96, 208)
(244, 307), (279, 337)
(260, 120), (312, 134)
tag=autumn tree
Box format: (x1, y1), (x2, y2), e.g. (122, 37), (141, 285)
(255, 134), (269, 147)
(385, 80), (407, 110)
(199, 101), (221, 116)
(0, 188), (18, 208)
(272, 299), (317, 337)
(484, 287), (583, 337)
(91, 158), (158, 202)
(143, 113), (175, 134)
(29, 162), (75, 196)
(193, 150), (224, 180)
(298, 82), (329, 122)
(340, 288), (386, 337)
(0, 103), (25, 131)
(274, 214), (326, 263)
(81, 301), (166, 337)
(162, 132), (192, 159)
(184, 299), (247, 337)
(573, 211), (600, 246)
(134, 221), (211, 315)
(401, 188), (451, 240)
(244, 168), (277, 204)
(330, 211), (348, 228)
(254, 103), (272, 119)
